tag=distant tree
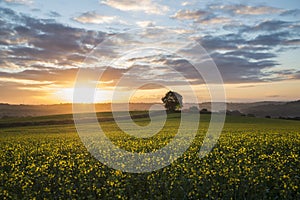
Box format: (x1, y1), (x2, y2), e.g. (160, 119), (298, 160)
(189, 106), (199, 113)
(161, 91), (183, 112)
(226, 110), (243, 116)
(200, 108), (211, 114)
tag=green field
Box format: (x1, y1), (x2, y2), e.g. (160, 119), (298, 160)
(0, 113), (299, 199)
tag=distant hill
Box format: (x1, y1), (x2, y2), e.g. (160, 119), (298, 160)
(241, 100), (300, 118)
(0, 103), (155, 118)
(0, 100), (299, 118)
(198, 100), (300, 118)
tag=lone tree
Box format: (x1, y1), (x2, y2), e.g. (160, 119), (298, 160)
(161, 91), (183, 112)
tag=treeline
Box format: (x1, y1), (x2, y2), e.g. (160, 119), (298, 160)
(186, 106), (300, 121)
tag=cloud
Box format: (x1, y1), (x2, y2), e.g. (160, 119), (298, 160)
(283, 39), (300, 46)
(181, 1), (194, 6)
(0, 7), (106, 71)
(100, 0), (169, 15)
(236, 85), (256, 88)
(193, 30), (300, 83)
(0, 83), (51, 104)
(222, 19), (300, 49)
(0, 67), (84, 103)
(222, 51), (276, 60)
(73, 11), (125, 24)
(136, 21), (156, 28)
(199, 34), (245, 51)
(266, 95), (281, 98)
(171, 9), (209, 20)
(110, 52), (282, 85)
(247, 20), (295, 32)
(0, 68), (78, 85)
(171, 9), (233, 26)
(1, 4), (300, 104)
(211, 4), (282, 15)
(92, 26), (300, 85)
(172, 4), (283, 25)
(100, 67), (127, 83)
(199, 17), (231, 25)
(234, 5), (282, 15)
(280, 9), (300, 17)
(248, 32), (291, 46)
(48, 11), (61, 18)
(0, 64), (129, 90)
(3, 0), (33, 5)
(293, 71), (300, 79)
(209, 52), (279, 83)
(0, 7), (109, 103)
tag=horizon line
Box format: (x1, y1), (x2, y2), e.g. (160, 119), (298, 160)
(1, 99), (299, 106)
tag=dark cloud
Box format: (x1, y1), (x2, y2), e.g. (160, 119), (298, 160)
(0, 7), (106, 70)
(222, 51), (276, 60)
(260, 69), (300, 81)
(199, 34), (245, 51)
(291, 71), (300, 79)
(115, 53), (280, 84)
(100, 67), (127, 82)
(250, 20), (293, 32)
(0, 66), (129, 88)
(280, 9), (300, 17)
(0, 68), (78, 84)
(209, 52), (279, 83)
(223, 24), (249, 32)
(248, 32), (291, 46)
(48, 11), (61, 17)
(197, 16), (231, 25)
(283, 39), (300, 46)
(238, 45), (271, 52)
(239, 20), (300, 44)
(30, 8), (41, 12)
(102, 38), (299, 85)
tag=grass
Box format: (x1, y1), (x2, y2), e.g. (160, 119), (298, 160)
(0, 113), (299, 199)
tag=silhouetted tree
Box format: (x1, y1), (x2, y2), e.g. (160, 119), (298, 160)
(200, 108), (211, 114)
(161, 91), (183, 112)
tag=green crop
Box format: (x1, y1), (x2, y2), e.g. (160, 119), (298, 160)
(0, 114), (299, 199)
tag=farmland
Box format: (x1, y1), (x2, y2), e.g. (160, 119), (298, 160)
(0, 113), (299, 199)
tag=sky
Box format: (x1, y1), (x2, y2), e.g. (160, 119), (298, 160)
(0, 0), (299, 104)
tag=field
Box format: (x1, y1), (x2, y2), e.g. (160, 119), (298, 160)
(0, 113), (299, 199)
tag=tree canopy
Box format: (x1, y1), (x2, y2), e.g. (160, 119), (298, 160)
(161, 91), (183, 112)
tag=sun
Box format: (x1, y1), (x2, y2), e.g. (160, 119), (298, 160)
(54, 87), (113, 103)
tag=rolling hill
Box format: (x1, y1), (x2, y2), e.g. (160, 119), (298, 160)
(0, 100), (299, 118)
